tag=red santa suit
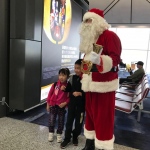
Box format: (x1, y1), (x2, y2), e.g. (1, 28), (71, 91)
(80, 9), (122, 150)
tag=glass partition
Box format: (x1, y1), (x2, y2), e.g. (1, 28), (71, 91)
(110, 27), (150, 73)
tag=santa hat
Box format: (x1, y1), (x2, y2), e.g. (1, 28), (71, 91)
(83, 8), (110, 30)
(89, 8), (104, 18)
(83, 8), (104, 21)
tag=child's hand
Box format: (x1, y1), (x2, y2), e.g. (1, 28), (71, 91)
(73, 92), (82, 97)
(59, 102), (67, 108)
(60, 85), (66, 91)
(46, 104), (50, 112)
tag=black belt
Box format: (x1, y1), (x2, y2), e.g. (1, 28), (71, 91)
(91, 64), (98, 72)
(91, 64), (117, 72)
(110, 66), (117, 72)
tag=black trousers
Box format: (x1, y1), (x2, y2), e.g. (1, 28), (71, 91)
(49, 105), (66, 134)
(64, 101), (85, 140)
(119, 78), (133, 84)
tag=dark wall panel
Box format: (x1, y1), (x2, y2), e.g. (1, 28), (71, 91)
(10, 0), (43, 41)
(0, 0), (8, 117)
(9, 0), (43, 111)
(9, 40), (41, 110)
(10, 0), (26, 39)
(24, 41), (41, 109)
(9, 40), (25, 110)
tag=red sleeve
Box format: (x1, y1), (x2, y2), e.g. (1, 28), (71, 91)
(47, 84), (55, 104)
(104, 31), (122, 66)
(96, 30), (122, 73)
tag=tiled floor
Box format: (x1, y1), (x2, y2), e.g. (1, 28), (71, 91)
(0, 117), (138, 150)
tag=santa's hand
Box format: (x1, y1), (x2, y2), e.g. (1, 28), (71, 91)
(89, 51), (100, 65)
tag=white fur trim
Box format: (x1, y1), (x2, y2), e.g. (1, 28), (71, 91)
(81, 74), (92, 92)
(83, 12), (104, 22)
(95, 135), (115, 149)
(101, 55), (113, 73)
(81, 73), (119, 93)
(83, 12), (110, 30)
(90, 79), (119, 93)
(84, 126), (95, 139)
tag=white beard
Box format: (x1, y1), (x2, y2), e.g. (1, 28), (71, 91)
(79, 20), (104, 54)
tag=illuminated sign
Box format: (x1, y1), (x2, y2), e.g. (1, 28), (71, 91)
(43, 0), (72, 44)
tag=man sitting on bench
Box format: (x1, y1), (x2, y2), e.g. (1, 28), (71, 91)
(119, 61), (145, 84)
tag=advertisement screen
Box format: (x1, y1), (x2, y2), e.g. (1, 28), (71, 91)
(41, 0), (82, 100)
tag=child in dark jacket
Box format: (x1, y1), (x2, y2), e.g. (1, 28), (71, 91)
(60, 59), (85, 149)
(46, 68), (71, 143)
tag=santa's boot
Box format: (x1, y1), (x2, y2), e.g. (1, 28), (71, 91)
(82, 139), (95, 150)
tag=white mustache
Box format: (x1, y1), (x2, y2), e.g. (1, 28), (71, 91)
(79, 23), (99, 54)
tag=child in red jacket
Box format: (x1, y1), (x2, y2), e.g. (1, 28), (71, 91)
(46, 68), (71, 143)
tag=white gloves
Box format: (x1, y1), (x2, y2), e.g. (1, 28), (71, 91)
(89, 51), (101, 65)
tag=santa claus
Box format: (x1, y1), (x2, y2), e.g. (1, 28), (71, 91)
(79, 8), (122, 150)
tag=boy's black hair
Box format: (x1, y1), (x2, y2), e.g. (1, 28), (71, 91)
(75, 59), (82, 65)
(59, 68), (70, 77)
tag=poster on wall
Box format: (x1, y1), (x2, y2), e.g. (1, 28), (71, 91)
(41, 0), (82, 100)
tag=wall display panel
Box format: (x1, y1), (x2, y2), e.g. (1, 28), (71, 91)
(41, 0), (82, 100)
(120, 49), (147, 71)
(117, 28), (150, 50)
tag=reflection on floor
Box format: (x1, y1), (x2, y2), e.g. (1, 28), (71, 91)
(0, 117), (139, 150)
(115, 110), (150, 150)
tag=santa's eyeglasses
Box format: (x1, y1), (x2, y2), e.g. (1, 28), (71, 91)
(84, 18), (92, 23)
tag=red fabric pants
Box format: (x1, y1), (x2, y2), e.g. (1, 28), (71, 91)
(85, 91), (115, 141)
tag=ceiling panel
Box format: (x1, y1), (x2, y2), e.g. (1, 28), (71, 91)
(88, 0), (150, 24)
(88, 0), (114, 10)
(132, 0), (150, 23)
(88, 0), (131, 24)
(104, 0), (131, 23)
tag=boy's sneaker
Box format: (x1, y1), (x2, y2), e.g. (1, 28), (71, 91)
(48, 132), (54, 142)
(57, 134), (62, 143)
(60, 139), (70, 149)
(73, 137), (78, 146)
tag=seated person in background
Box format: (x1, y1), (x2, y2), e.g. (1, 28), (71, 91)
(119, 61), (145, 84)
(119, 59), (126, 68)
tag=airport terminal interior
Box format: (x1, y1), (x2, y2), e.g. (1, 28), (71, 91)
(0, 0), (150, 150)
